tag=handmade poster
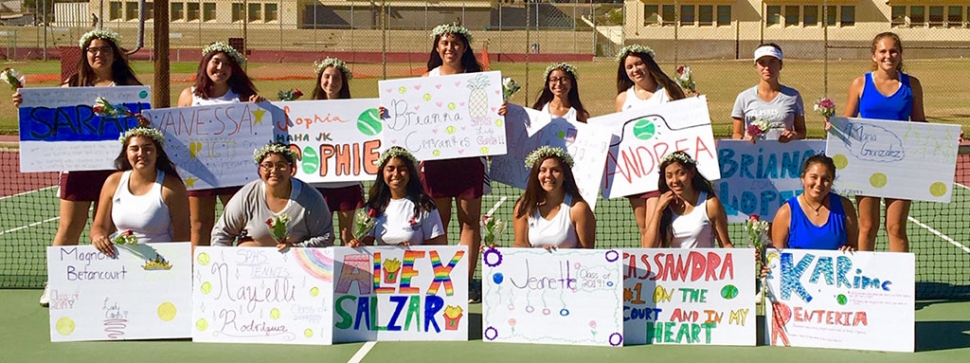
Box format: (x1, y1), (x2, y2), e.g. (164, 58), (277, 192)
(826, 117), (959, 202)
(144, 103), (279, 190)
(18, 86), (151, 172)
(622, 249), (756, 346)
(716, 140), (826, 222)
(46, 242), (191, 342)
(764, 249), (915, 352)
(192, 247), (335, 345)
(267, 99), (383, 183)
(490, 104), (611, 210)
(332, 246), (469, 342)
(378, 71), (507, 160)
(481, 248), (625, 347)
(593, 96), (720, 199)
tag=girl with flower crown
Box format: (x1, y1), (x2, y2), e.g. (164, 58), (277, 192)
(347, 147), (446, 247)
(512, 146), (595, 249)
(90, 128), (190, 257)
(305, 57), (365, 246)
(613, 44), (687, 248)
(532, 63), (589, 123)
(643, 151), (733, 249)
(176, 41), (265, 252)
(731, 43), (806, 143)
(11, 30), (143, 307)
(211, 143), (334, 250)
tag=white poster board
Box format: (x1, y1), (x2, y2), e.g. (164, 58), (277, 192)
(622, 249), (756, 346)
(46, 242), (191, 342)
(378, 71), (507, 160)
(332, 246), (469, 342)
(192, 247), (335, 345)
(593, 97), (720, 199)
(716, 140), (826, 222)
(490, 104), (611, 210)
(765, 249), (915, 352)
(19, 86), (151, 172)
(826, 117), (959, 202)
(267, 99), (383, 183)
(481, 248), (625, 347)
(144, 103), (278, 190)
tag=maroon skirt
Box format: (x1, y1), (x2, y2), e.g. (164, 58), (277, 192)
(419, 158), (485, 200)
(629, 190), (662, 200)
(59, 170), (115, 202)
(187, 186), (242, 198)
(316, 184), (365, 212)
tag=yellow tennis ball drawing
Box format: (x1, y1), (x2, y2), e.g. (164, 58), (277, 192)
(398, 86), (407, 94)
(310, 287), (320, 297)
(196, 318), (209, 331)
(197, 252), (210, 266)
(423, 93), (432, 101)
(157, 302), (177, 322)
(446, 126), (455, 134)
(480, 146), (489, 154)
(870, 172), (888, 188)
(832, 154), (848, 170)
(929, 182), (947, 197)
(304, 329), (314, 338)
(56, 317), (75, 336)
(200, 281), (212, 294)
(495, 119), (503, 127)
(270, 308), (281, 320)
(432, 150), (441, 157)
(448, 102), (456, 110)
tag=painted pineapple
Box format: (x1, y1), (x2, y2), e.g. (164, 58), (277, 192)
(467, 74), (490, 126)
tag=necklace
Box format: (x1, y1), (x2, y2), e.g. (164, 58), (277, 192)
(801, 195), (825, 216)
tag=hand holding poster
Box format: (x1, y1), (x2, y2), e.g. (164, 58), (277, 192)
(481, 248), (624, 347)
(378, 71), (507, 160)
(266, 99), (383, 183)
(826, 117), (959, 202)
(46, 242), (191, 342)
(144, 102), (278, 190)
(716, 140), (825, 222)
(765, 249), (915, 352)
(19, 86), (151, 172)
(622, 249), (756, 346)
(592, 97), (719, 199)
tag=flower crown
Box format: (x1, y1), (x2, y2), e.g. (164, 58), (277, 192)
(314, 57), (353, 80)
(544, 62), (578, 81)
(430, 23), (473, 44)
(119, 127), (164, 146)
(525, 146), (574, 169)
(253, 143), (296, 163)
(79, 29), (121, 49)
(660, 151), (696, 167)
(202, 42), (246, 65)
(377, 146), (419, 168)
(615, 44), (656, 62)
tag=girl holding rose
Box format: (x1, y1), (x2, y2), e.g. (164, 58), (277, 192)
(731, 43), (806, 143)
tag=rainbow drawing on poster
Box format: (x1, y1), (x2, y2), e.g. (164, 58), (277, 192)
(294, 248), (334, 282)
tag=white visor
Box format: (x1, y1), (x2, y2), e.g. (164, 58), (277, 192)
(754, 46), (783, 62)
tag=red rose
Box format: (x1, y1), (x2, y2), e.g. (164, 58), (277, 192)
(292, 89), (303, 99)
(749, 214), (760, 221)
(93, 105), (104, 113)
(367, 208), (378, 218)
(122, 230), (133, 236)
(677, 66), (685, 75)
(482, 215), (491, 224)
(265, 218), (274, 227)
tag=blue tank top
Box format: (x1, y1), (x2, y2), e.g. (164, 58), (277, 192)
(858, 72), (912, 121)
(787, 193), (847, 250)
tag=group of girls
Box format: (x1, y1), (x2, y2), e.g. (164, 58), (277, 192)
(18, 26), (924, 307)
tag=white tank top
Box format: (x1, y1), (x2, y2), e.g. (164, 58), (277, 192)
(621, 85), (671, 110)
(111, 170), (172, 243)
(527, 194), (579, 248)
(669, 191), (714, 248)
(191, 86), (240, 105)
(428, 67), (442, 77)
(540, 102), (577, 123)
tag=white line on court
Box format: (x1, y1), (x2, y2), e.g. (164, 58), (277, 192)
(956, 182), (970, 192)
(347, 341), (376, 363)
(907, 215), (970, 254)
(0, 185), (56, 201)
(0, 216), (59, 236)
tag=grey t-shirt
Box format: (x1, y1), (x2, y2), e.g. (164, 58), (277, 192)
(211, 178), (334, 247)
(732, 85), (805, 140)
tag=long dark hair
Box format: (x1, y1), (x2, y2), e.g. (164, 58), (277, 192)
(615, 51), (685, 100)
(871, 32), (904, 72)
(114, 134), (180, 179)
(67, 37), (141, 87)
(366, 150), (436, 219)
(532, 66), (590, 122)
(657, 151), (715, 246)
(426, 32), (482, 74)
(514, 155), (584, 219)
(193, 49), (257, 100)
(311, 66), (351, 100)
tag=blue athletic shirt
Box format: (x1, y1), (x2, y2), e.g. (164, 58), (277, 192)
(858, 72), (913, 121)
(787, 193), (847, 250)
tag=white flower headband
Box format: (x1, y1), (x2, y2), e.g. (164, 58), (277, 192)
(430, 23), (473, 44)
(660, 151), (696, 167)
(202, 42), (246, 65)
(377, 146), (419, 168)
(544, 62), (578, 81)
(314, 57), (353, 80)
(253, 143), (296, 163)
(79, 29), (121, 49)
(525, 146), (574, 169)
(615, 44), (656, 62)
(119, 127), (164, 146)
